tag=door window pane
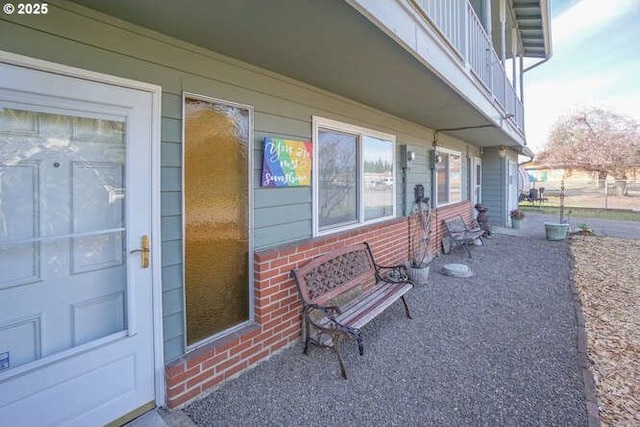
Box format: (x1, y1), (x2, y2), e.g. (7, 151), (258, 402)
(449, 153), (461, 202)
(0, 107), (126, 369)
(437, 153), (450, 203)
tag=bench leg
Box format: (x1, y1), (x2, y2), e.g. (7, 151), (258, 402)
(302, 316), (311, 355)
(463, 242), (472, 258)
(401, 295), (412, 319)
(333, 336), (348, 379)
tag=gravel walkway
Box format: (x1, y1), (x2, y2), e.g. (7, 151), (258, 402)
(184, 234), (589, 426)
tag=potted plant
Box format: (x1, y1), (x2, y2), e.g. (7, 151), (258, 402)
(509, 209), (525, 229)
(544, 178), (570, 240)
(574, 223), (594, 236)
(406, 197), (432, 285)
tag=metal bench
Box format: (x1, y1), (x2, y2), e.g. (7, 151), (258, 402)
(292, 242), (414, 379)
(442, 215), (485, 258)
(526, 187), (548, 206)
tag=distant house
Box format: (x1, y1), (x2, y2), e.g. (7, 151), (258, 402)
(0, 0), (551, 424)
(524, 161), (592, 183)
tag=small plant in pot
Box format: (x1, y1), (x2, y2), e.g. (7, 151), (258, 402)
(574, 223), (594, 236)
(544, 177), (570, 240)
(406, 195), (432, 285)
(510, 209), (525, 229)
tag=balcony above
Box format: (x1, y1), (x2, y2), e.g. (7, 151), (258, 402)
(70, 0), (550, 149)
(511, 0), (552, 58)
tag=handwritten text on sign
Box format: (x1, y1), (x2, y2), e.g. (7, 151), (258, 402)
(261, 137), (312, 187)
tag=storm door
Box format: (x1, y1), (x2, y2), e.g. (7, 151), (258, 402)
(0, 60), (156, 426)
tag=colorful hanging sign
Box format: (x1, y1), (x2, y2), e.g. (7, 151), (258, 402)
(261, 137), (312, 187)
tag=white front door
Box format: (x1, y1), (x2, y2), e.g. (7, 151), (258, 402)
(471, 157), (482, 217)
(0, 61), (156, 426)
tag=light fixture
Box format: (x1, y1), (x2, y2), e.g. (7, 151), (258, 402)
(407, 150), (416, 162)
(478, 147), (484, 157)
(498, 146), (506, 158)
(500, 113), (515, 126)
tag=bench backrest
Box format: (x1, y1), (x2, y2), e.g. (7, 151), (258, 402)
(443, 215), (468, 233)
(292, 243), (376, 306)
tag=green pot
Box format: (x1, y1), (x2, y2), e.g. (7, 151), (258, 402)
(511, 218), (523, 229)
(544, 222), (569, 241)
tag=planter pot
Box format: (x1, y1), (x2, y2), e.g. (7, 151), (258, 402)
(511, 218), (523, 229)
(405, 262), (430, 285)
(544, 222), (569, 241)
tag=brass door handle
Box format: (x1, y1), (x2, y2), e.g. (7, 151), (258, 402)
(130, 235), (150, 268)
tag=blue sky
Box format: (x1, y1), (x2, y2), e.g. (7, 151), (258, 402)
(523, 0), (640, 153)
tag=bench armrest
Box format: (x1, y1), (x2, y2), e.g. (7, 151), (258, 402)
(467, 220), (481, 232)
(374, 264), (413, 286)
(303, 303), (341, 317)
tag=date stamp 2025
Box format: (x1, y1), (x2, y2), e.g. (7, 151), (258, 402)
(3, 2), (49, 15)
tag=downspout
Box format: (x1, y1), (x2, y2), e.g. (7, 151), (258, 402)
(511, 28), (517, 85)
(523, 56), (551, 73)
(521, 55), (551, 137)
(519, 56), (524, 101)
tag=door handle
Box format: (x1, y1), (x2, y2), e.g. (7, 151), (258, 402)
(130, 235), (150, 268)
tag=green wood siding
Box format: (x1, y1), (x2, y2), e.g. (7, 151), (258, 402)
(1, 0), (483, 362)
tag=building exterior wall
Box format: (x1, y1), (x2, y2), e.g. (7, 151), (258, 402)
(1, 0), (501, 411)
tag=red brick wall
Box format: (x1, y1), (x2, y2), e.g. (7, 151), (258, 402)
(164, 217), (410, 408)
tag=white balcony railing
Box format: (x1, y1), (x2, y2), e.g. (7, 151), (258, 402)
(413, 0), (524, 133)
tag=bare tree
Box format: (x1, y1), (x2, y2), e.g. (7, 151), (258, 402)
(537, 107), (640, 190)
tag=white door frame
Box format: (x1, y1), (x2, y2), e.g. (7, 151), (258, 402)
(0, 50), (165, 406)
(507, 160), (518, 225)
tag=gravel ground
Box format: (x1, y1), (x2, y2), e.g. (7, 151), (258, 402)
(184, 234), (588, 426)
(571, 236), (640, 426)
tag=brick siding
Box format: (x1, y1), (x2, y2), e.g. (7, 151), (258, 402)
(164, 216), (411, 408)
(164, 203), (474, 408)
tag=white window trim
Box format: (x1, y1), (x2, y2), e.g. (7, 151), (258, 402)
(435, 147), (463, 207)
(312, 116), (396, 237)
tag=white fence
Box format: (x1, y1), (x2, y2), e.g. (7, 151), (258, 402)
(521, 179), (640, 211)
